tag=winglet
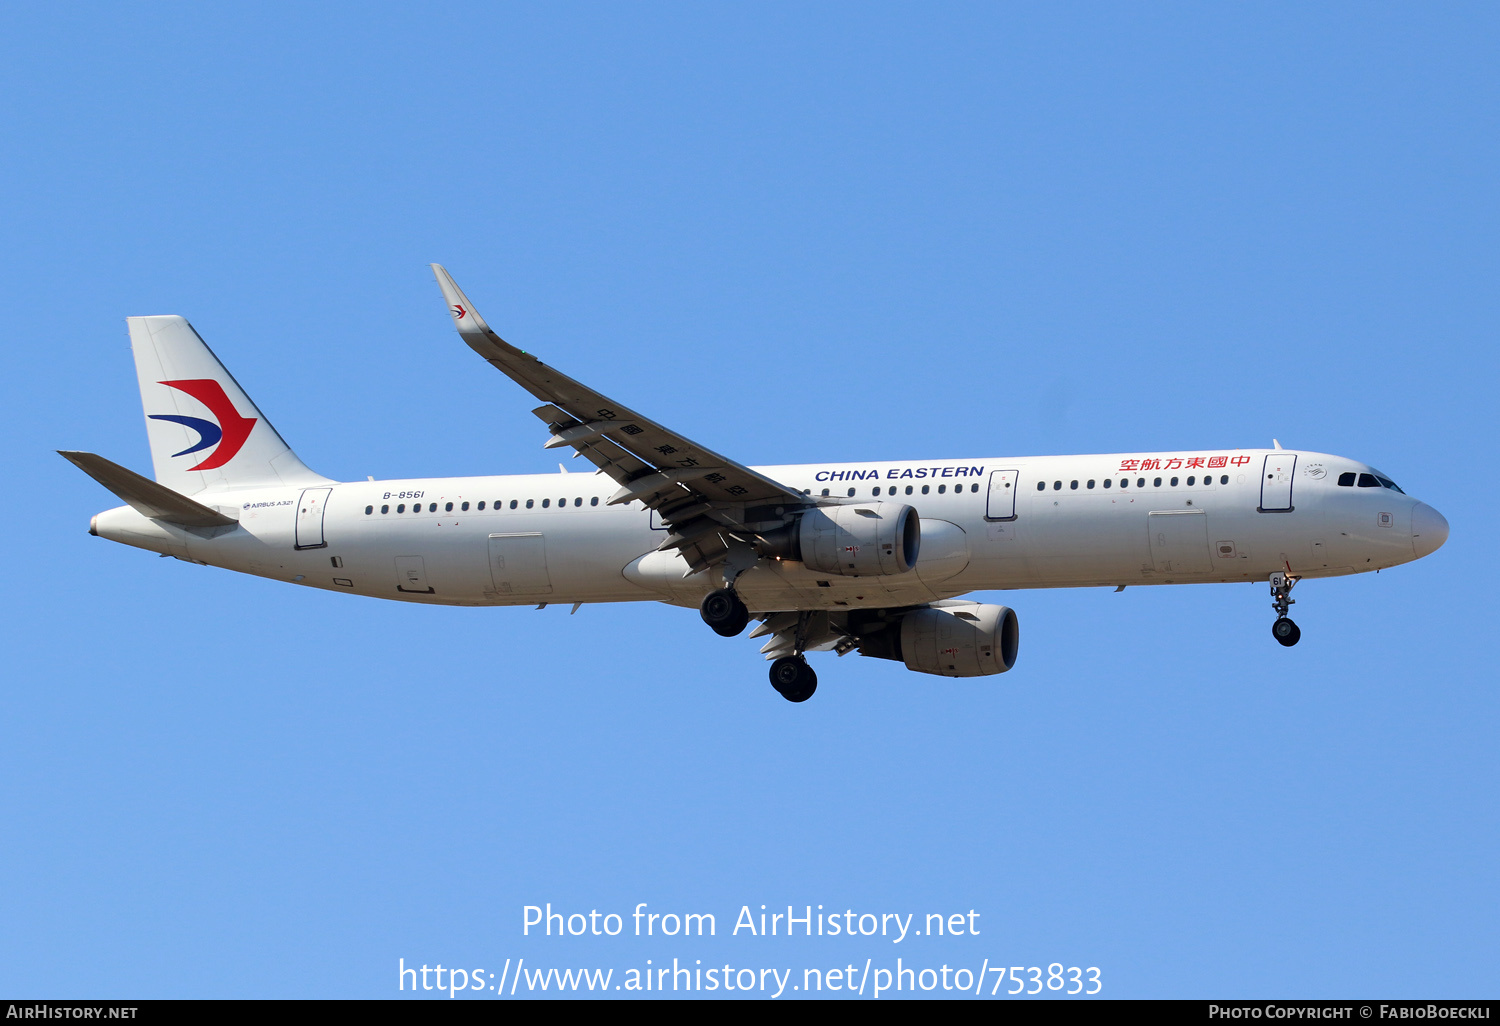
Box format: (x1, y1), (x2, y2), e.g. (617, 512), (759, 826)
(430, 264), (495, 337)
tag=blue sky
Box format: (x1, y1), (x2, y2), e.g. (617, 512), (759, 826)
(2, 2), (1495, 999)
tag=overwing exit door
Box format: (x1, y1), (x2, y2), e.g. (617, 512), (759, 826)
(294, 487), (331, 549)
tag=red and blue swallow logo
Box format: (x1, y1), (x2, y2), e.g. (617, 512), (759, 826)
(148, 379), (257, 471)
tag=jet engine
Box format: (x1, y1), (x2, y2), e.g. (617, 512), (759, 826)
(757, 502), (920, 577)
(855, 601), (1019, 677)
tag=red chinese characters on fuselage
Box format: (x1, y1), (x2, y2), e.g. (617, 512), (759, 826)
(1117, 455), (1249, 473)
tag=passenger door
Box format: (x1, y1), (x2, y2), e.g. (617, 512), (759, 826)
(294, 487), (331, 549)
(985, 469), (1019, 520)
(1259, 454), (1297, 512)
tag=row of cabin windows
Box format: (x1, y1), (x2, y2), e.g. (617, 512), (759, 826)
(354, 470), (1402, 516)
(1036, 474), (1230, 492)
(364, 496), (603, 515)
(804, 483), (983, 498)
(1338, 472), (1404, 492)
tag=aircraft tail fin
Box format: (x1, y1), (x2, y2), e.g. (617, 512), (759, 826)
(127, 316), (331, 495)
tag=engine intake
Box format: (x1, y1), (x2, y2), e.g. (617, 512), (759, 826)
(856, 602), (1019, 677)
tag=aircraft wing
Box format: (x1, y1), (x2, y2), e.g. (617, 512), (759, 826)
(431, 264), (809, 574)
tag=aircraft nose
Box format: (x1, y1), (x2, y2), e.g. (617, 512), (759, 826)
(1411, 502), (1449, 558)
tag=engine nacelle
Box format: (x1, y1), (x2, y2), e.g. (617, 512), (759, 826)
(796, 502), (920, 577)
(856, 602), (1019, 677)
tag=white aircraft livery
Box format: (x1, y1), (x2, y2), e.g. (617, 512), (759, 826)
(63, 266), (1449, 701)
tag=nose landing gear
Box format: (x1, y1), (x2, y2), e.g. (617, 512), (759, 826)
(1269, 570), (1301, 647)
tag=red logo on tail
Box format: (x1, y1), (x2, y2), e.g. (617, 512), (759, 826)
(155, 379), (257, 470)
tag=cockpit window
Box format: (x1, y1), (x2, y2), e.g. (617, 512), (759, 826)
(1343, 469), (1404, 492)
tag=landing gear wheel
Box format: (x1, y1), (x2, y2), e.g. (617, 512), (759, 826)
(700, 588), (749, 637)
(1268, 571), (1302, 648)
(769, 656), (818, 703)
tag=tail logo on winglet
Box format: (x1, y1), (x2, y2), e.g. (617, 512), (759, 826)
(452, 304), (467, 320)
(148, 379), (257, 471)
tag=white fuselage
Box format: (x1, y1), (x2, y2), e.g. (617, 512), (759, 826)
(90, 448), (1441, 612)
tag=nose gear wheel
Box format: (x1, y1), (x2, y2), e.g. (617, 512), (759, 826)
(1269, 569), (1301, 647)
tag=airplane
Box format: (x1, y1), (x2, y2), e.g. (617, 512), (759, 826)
(61, 265), (1449, 702)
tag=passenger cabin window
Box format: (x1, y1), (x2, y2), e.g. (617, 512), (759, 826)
(429, 503), (437, 512)
(380, 504), (389, 514)
(905, 485), (913, 495)
(937, 484), (946, 494)
(922, 485), (930, 494)
(1219, 475), (1228, 485)
(1358, 474), (1380, 488)
(1037, 481), (1046, 491)
(1154, 477), (1162, 487)
(1086, 479), (1095, 489)
(1102, 479), (1111, 489)
(591, 496), (599, 506)
(1053, 481), (1062, 490)
(847, 487), (856, 497)
(445, 502), (453, 512)
(1070, 480), (1078, 490)
(525, 499), (534, 508)
(1170, 477), (1179, 486)
(1187, 476), (1196, 486)
(364, 505), (373, 515)
(971, 483), (979, 492)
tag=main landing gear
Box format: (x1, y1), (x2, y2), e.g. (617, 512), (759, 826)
(702, 589), (818, 703)
(769, 656), (818, 703)
(700, 588), (749, 637)
(1269, 570), (1301, 647)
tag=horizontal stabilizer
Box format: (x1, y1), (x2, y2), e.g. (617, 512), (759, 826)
(58, 451), (237, 528)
